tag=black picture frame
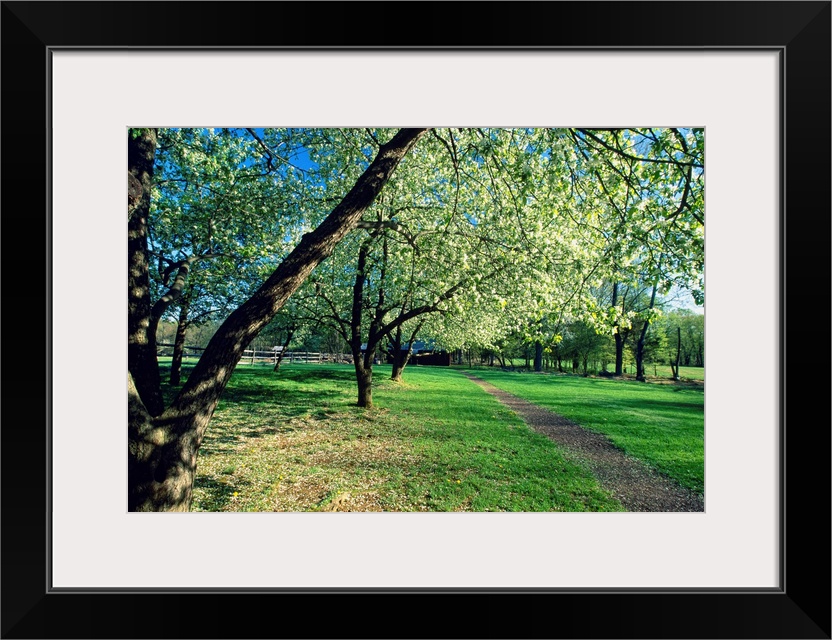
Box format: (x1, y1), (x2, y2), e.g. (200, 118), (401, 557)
(2, 2), (829, 638)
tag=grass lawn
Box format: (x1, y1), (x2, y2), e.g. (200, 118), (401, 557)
(650, 364), (705, 381)
(161, 362), (625, 512)
(467, 368), (704, 495)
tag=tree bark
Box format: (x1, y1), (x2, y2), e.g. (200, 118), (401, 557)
(389, 326), (410, 382)
(390, 320), (423, 382)
(355, 358), (374, 408)
(635, 283), (658, 382)
(673, 326), (682, 380)
(128, 128), (164, 416)
(170, 300), (190, 386)
(611, 282), (626, 376)
(614, 332), (625, 376)
(273, 327), (294, 371)
(533, 340), (543, 372)
(128, 372), (201, 511)
(128, 127), (428, 511)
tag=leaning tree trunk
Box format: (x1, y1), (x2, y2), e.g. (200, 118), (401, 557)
(169, 301), (190, 386)
(273, 327), (295, 371)
(390, 320), (423, 382)
(390, 343), (414, 382)
(128, 127), (428, 511)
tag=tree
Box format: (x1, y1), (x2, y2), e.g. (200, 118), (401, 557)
(634, 283), (659, 381)
(257, 304), (308, 371)
(671, 326), (682, 380)
(557, 321), (607, 375)
(129, 126), (704, 510)
(128, 127), (428, 511)
(148, 128), (314, 384)
(387, 317), (426, 382)
(562, 129), (704, 381)
(658, 308), (704, 374)
(299, 128), (577, 404)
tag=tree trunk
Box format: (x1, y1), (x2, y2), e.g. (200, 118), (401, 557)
(390, 354), (407, 381)
(611, 282), (625, 376)
(127, 128), (164, 416)
(635, 283), (658, 382)
(389, 322), (420, 382)
(128, 127), (428, 511)
(128, 372), (205, 511)
(390, 342), (414, 382)
(533, 340), (543, 372)
(353, 351), (374, 408)
(389, 326), (406, 381)
(614, 332), (625, 376)
(673, 326), (682, 380)
(273, 327), (295, 371)
(169, 301), (190, 386)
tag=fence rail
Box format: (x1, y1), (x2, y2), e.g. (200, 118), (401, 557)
(156, 344), (351, 366)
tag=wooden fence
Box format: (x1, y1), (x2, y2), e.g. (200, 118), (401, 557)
(156, 344), (351, 366)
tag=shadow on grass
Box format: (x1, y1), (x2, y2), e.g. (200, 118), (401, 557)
(192, 475), (252, 511)
(275, 367), (356, 383)
(160, 364), (356, 418)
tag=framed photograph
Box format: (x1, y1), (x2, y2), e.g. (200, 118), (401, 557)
(3, 1), (829, 637)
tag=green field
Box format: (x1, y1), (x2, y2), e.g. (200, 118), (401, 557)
(651, 364), (705, 381)
(468, 368), (704, 494)
(160, 362), (704, 511)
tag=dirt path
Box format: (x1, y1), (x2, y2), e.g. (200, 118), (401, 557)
(462, 373), (704, 512)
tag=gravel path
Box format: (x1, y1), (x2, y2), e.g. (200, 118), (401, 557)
(463, 373), (704, 512)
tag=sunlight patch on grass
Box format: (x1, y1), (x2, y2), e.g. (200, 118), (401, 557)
(172, 363), (628, 512)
